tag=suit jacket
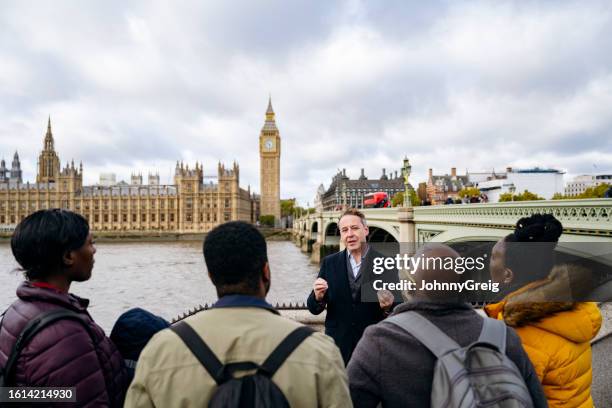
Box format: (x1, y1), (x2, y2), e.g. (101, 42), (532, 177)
(307, 247), (400, 364)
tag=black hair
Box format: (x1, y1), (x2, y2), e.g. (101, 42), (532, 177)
(503, 213), (563, 282)
(11, 209), (90, 281)
(203, 221), (268, 295)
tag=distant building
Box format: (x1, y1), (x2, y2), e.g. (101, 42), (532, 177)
(565, 174), (612, 196)
(0, 152), (23, 186)
(0, 118), (257, 232)
(131, 173), (143, 185)
(467, 170), (506, 185)
(426, 167), (469, 204)
(320, 167), (407, 210)
(259, 97), (281, 225)
(477, 167), (564, 202)
(148, 173), (160, 186)
(99, 173), (117, 186)
(10, 152), (23, 184)
(313, 184), (325, 212)
(0, 158), (7, 183)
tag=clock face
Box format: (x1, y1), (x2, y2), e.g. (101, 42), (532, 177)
(264, 139), (274, 151)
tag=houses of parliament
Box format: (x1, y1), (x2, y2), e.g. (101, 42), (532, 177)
(0, 100), (283, 233)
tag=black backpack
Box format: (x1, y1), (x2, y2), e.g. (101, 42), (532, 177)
(171, 321), (314, 408)
(0, 308), (95, 387)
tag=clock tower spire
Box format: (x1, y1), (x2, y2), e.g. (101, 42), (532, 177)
(259, 96), (281, 225)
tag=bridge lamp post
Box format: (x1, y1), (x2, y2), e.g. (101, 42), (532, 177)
(402, 157), (412, 208)
(509, 185), (516, 201)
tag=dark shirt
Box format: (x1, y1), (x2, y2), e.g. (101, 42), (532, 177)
(213, 294), (278, 314)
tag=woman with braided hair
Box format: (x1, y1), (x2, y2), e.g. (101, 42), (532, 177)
(485, 213), (602, 408)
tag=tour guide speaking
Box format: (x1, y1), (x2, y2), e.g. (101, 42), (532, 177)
(307, 208), (400, 364)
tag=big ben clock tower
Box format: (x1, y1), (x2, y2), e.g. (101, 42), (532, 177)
(259, 97), (281, 225)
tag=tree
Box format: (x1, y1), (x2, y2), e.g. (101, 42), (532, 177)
(552, 193), (567, 200)
(517, 190), (543, 201)
(499, 190), (544, 202)
(458, 187), (481, 198)
(578, 183), (611, 198)
(391, 191), (404, 207)
(391, 190), (421, 207)
(259, 215), (275, 227)
(409, 189), (422, 206)
(281, 198), (296, 217)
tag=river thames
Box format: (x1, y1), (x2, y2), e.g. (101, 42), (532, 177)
(0, 240), (319, 332)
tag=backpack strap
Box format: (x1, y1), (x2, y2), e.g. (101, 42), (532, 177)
(171, 321), (224, 384)
(1, 309), (94, 387)
(0, 309), (6, 335)
(171, 322), (314, 383)
(258, 326), (314, 378)
(477, 317), (507, 354)
(385, 312), (468, 387)
(385, 311), (460, 358)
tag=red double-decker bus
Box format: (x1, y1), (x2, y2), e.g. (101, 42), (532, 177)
(363, 192), (390, 208)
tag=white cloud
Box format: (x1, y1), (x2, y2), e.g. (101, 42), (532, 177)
(0, 0), (611, 205)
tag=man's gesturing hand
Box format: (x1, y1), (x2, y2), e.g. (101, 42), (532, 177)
(313, 278), (328, 302)
(377, 289), (394, 312)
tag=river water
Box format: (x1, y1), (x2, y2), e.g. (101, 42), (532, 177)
(0, 241), (319, 332)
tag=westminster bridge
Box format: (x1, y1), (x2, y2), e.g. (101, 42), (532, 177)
(293, 198), (612, 263)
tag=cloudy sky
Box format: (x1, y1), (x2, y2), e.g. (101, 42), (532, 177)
(1, 0), (611, 205)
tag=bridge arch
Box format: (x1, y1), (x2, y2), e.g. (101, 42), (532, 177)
(323, 222), (340, 245)
(367, 226), (399, 243)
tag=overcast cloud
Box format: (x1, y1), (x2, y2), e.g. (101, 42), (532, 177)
(1, 0), (611, 205)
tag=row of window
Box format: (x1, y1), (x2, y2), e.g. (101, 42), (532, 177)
(86, 212), (224, 223)
(0, 198), (233, 211)
(0, 204), (232, 214)
(0, 212), (228, 225)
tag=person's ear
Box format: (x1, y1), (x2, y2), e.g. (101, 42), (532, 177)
(364, 224), (369, 237)
(62, 250), (75, 267)
(503, 268), (514, 284)
(263, 262), (271, 283)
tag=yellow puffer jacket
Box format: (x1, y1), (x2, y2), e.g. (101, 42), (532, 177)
(485, 267), (602, 408)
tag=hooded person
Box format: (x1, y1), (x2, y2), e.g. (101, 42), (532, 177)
(110, 308), (170, 381)
(485, 213), (602, 408)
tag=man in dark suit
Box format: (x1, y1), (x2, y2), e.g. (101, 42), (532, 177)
(307, 208), (399, 364)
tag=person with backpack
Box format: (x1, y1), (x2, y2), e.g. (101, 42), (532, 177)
(125, 221), (350, 407)
(347, 243), (548, 408)
(485, 214), (602, 407)
(0, 209), (129, 407)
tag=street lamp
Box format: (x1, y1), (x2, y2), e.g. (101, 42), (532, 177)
(402, 156), (412, 207)
(509, 184), (516, 202)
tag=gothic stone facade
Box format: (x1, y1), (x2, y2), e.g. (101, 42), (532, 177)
(0, 119), (256, 233)
(321, 168), (407, 211)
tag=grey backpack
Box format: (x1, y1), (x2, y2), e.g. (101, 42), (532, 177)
(385, 312), (534, 408)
